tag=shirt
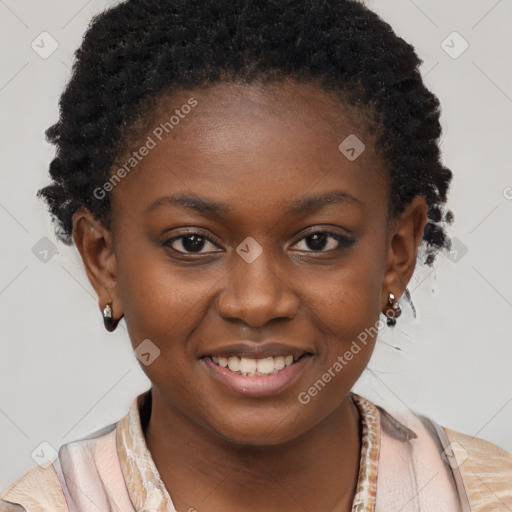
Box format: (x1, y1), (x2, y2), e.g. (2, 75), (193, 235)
(1, 388), (511, 511)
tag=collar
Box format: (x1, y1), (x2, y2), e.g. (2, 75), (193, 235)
(116, 389), (177, 511)
(116, 388), (381, 512)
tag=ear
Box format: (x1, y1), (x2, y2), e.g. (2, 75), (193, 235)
(381, 196), (428, 306)
(72, 207), (123, 321)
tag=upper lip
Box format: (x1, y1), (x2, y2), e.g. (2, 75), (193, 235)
(200, 342), (312, 361)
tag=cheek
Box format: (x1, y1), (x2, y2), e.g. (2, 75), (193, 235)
(306, 260), (382, 337)
(115, 241), (207, 352)
(294, 268), (381, 418)
(301, 250), (384, 373)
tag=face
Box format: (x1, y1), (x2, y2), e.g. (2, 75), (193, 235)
(75, 80), (427, 445)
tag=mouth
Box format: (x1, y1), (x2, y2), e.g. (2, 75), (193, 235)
(200, 348), (312, 398)
(207, 353), (307, 377)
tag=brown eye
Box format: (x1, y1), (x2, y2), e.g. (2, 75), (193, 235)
(165, 233), (220, 254)
(292, 230), (355, 252)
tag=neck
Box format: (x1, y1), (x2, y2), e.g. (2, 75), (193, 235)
(145, 387), (362, 512)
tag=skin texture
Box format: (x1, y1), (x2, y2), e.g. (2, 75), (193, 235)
(72, 80), (428, 512)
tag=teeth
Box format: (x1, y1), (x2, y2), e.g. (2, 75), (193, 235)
(274, 356), (285, 370)
(257, 357), (274, 374)
(227, 357), (240, 372)
(239, 357), (257, 374)
(210, 354), (299, 376)
(212, 356), (228, 368)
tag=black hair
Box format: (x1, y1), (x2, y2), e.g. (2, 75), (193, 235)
(37, 0), (453, 266)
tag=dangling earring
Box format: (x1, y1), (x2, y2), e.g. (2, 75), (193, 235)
(384, 292), (402, 327)
(102, 302), (119, 332)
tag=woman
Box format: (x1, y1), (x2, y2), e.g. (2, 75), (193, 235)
(1, 0), (510, 510)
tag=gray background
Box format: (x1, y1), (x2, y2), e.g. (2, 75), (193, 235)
(1, 0), (511, 488)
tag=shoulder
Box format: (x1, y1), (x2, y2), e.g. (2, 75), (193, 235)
(413, 409), (512, 510)
(442, 426), (512, 470)
(0, 421), (119, 512)
(0, 462), (67, 512)
(442, 426), (512, 510)
(0, 500), (27, 512)
(373, 400), (512, 510)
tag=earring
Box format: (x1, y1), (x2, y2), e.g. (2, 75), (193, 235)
(102, 302), (119, 332)
(384, 292), (402, 327)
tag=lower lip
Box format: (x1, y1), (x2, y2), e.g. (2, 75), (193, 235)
(202, 355), (312, 398)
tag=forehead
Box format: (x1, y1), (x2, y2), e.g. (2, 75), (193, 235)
(144, 79), (377, 142)
(110, 80), (387, 222)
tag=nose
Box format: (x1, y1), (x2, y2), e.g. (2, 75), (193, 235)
(216, 249), (299, 328)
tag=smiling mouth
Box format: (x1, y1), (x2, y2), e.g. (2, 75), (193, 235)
(207, 354), (308, 377)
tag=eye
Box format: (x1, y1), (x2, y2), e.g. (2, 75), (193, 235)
(164, 232), (221, 254)
(291, 230), (355, 252)
(163, 228), (355, 256)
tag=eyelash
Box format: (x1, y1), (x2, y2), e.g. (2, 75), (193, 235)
(163, 229), (355, 255)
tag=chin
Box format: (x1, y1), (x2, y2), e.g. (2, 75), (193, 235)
(207, 412), (312, 447)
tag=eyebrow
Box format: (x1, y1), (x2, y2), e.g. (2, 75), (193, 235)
(288, 190), (363, 215)
(144, 190), (363, 216)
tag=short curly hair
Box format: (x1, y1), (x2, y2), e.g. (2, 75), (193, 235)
(37, 0), (453, 266)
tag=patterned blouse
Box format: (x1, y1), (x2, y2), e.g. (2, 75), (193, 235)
(1, 388), (511, 511)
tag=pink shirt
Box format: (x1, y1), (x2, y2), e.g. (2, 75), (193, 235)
(1, 389), (511, 511)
